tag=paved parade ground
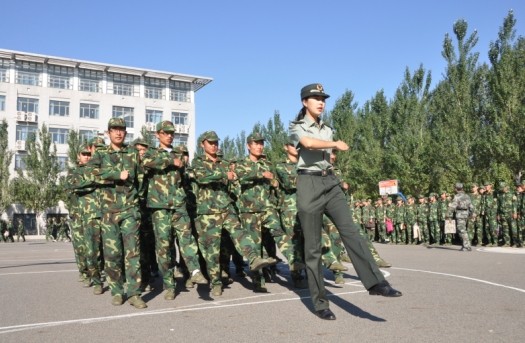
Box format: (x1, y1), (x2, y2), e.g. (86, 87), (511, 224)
(1, 238), (524, 343)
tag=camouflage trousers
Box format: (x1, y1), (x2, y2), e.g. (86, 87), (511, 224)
(16, 228), (25, 242)
(280, 209), (305, 266)
(151, 208), (201, 291)
(456, 218), (471, 249)
(239, 210), (294, 264)
(416, 220), (429, 243)
(483, 216), (498, 245)
(468, 217), (483, 245)
(323, 215), (345, 259)
(69, 215), (88, 278)
(428, 220), (440, 245)
(498, 216), (520, 246)
(101, 209), (141, 297)
(197, 211), (258, 286)
(84, 217), (103, 286)
(139, 212), (157, 287)
(376, 220), (386, 242)
(320, 229), (339, 267)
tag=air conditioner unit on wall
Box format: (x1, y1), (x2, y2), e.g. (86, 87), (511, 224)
(25, 112), (37, 122)
(16, 111), (25, 121)
(15, 140), (26, 150)
(179, 124), (189, 134)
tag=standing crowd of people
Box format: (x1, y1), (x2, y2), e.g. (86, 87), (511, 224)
(352, 182), (524, 250)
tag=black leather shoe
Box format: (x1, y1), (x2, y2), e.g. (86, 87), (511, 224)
(368, 281), (402, 297)
(315, 309), (336, 320)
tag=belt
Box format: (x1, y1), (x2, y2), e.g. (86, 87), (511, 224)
(297, 169), (334, 176)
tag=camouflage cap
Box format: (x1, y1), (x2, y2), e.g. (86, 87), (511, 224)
(300, 83), (330, 100)
(418, 194), (425, 199)
(406, 195), (414, 200)
(429, 192), (437, 198)
(498, 182), (508, 190)
(483, 181), (493, 187)
(246, 132), (265, 143)
(471, 183), (478, 188)
(156, 120), (175, 132)
(396, 196), (403, 201)
(455, 182), (464, 189)
(79, 144), (91, 154)
(89, 136), (106, 147)
(133, 138), (149, 148)
(200, 130), (219, 142)
(108, 117), (126, 129)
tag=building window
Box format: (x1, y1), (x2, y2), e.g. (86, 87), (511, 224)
(57, 156), (68, 171)
(16, 124), (38, 141)
(48, 65), (73, 89)
(112, 106), (134, 128)
(109, 73), (139, 97)
(0, 95), (5, 111)
(17, 97), (39, 113)
(15, 61), (43, 86)
(49, 100), (70, 117)
(78, 69), (102, 93)
(173, 133), (188, 147)
(146, 109), (163, 123)
(171, 112), (188, 125)
(79, 130), (97, 144)
(0, 59), (9, 83)
(15, 154), (27, 170)
(145, 77), (166, 99)
(49, 127), (69, 144)
(169, 80), (191, 102)
(79, 103), (99, 119)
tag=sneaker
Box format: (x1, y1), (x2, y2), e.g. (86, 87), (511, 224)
(190, 271), (208, 285)
(376, 259), (392, 268)
(334, 275), (345, 285)
(173, 267), (184, 278)
(164, 289), (176, 300)
(253, 284), (268, 293)
(211, 284), (222, 297)
(111, 294), (123, 306)
(128, 295), (147, 309)
(328, 261), (348, 272)
(249, 257), (269, 272)
(93, 284), (103, 295)
(83, 278), (93, 288)
(185, 278), (194, 288)
(266, 257), (278, 266)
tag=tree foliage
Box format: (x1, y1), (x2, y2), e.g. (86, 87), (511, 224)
(0, 120), (14, 211)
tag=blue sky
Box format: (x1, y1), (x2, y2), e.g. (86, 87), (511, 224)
(1, 0), (524, 141)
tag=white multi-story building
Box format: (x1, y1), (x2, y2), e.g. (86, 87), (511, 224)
(0, 48), (212, 174)
(0, 48), (212, 234)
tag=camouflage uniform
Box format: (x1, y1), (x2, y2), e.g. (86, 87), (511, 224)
(66, 155), (104, 288)
(437, 192), (449, 245)
(16, 218), (25, 242)
(427, 194), (439, 245)
(416, 196), (429, 244)
(88, 136), (143, 300)
(375, 199), (386, 243)
(384, 198), (395, 243)
(483, 184), (499, 246)
(192, 145), (263, 292)
(447, 184), (473, 251)
(497, 183), (521, 247)
(275, 155), (308, 283)
(361, 200), (376, 242)
(393, 198), (405, 244)
(404, 196), (417, 244)
(468, 185), (483, 246)
(141, 138), (203, 293)
(235, 134), (295, 290)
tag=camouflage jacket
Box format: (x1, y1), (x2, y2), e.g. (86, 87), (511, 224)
(88, 144), (140, 213)
(470, 193), (482, 217)
(385, 204), (395, 221)
(275, 158), (297, 212)
(141, 146), (186, 210)
(375, 204), (385, 222)
(393, 204), (406, 224)
(483, 193), (498, 219)
(235, 156), (277, 213)
(416, 203), (428, 223)
(191, 154), (234, 215)
(437, 199), (449, 221)
(497, 192), (517, 218)
(404, 203), (416, 224)
(362, 204), (376, 226)
(66, 163), (103, 220)
(428, 201), (438, 222)
(447, 191), (473, 219)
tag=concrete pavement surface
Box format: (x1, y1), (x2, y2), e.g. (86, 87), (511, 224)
(1, 238), (524, 343)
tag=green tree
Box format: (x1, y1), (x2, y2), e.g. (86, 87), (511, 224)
(0, 120), (14, 212)
(12, 124), (65, 232)
(261, 111), (288, 162)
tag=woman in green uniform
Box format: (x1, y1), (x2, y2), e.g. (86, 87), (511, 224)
(289, 83), (402, 320)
